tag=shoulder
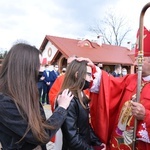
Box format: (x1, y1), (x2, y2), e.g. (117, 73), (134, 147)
(67, 97), (79, 111)
(57, 75), (64, 81)
(50, 70), (54, 73)
(0, 94), (15, 116)
(69, 97), (78, 106)
(42, 71), (46, 75)
(49, 70), (55, 75)
(111, 71), (116, 75)
(0, 94), (12, 106)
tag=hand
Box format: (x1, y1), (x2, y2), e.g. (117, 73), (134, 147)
(46, 82), (50, 85)
(100, 143), (106, 150)
(76, 57), (95, 67)
(40, 76), (45, 80)
(93, 143), (106, 150)
(57, 89), (73, 109)
(131, 101), (146, 120)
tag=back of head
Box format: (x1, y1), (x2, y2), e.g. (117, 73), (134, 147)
(0, 43), (53, 143)
(45, 64), (49, 68)
(67, 55), (77, 64)
(61, 59), (89, 108)
(62, 60), (87, 92)
(115, 64), (121, 70)
(0, 42), (40, 97)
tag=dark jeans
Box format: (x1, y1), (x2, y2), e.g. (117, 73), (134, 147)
(42, 84), (50, 104)
(37, 81), (43, 99)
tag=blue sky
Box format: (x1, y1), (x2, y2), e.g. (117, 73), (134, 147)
(0, 0), (150, 50)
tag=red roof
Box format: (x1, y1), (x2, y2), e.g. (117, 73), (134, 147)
(40, 35), (135, 65)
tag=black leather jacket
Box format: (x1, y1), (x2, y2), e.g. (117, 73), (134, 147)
(61, 97), (102, 150)
(0, 94), (67, 150)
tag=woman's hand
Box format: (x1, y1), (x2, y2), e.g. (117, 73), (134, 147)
(100, 143), (106, 150)
(76, 57), (95, 68)
(93, 143), (106, 150)
(57, 89), (73, 109)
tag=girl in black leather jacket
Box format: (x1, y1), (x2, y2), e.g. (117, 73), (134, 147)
(59, 60), (106, 150)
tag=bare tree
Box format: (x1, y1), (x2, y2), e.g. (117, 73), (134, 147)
(89, 11), (131, 46)
(0, 49), (8, 59)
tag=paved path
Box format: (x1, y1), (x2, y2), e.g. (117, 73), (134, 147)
(43, 104), (55, 150)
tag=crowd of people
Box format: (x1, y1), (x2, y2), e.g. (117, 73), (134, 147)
(107, 64), (128, 77)
(37, 64), (59, 105)
(1, 27), (150, 150)
(37, 63), (67, 106)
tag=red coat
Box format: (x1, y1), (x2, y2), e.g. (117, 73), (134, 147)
(49, 75), (64, 112)
(90, 71), (150, 149)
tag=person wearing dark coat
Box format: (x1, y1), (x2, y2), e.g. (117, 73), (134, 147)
(57, 60), (106, 150)
(42, 64), (59, 104)
(111, 64), (122, 77)
(0, 43), (73, 150)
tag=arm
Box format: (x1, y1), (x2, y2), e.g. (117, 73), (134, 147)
(131, 101), (146, 120)
(42, 71), (47, 83)
(0, 98), (44, 145)
(90, 71), (132, 144)
(0, 101), (67, 145)
(89, 124), (101, 146)
(131, 101), (150, 127)
(0, 89), (72, 145)
(49, 71), (57, 82)
(45, 106), (68, 138)
(131, 100), (150, 140)
(90, 66), (102, 93)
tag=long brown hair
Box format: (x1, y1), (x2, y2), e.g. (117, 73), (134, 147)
(60, 60), (89, 108)
(0, 43), (51, 143)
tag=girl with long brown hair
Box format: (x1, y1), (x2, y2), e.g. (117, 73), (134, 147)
(0, 43), (73, 150)
(59, 59), (106, 150)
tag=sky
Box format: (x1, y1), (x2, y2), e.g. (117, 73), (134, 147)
(0, 0), (150, 51)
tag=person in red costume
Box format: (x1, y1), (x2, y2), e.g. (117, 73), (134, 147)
(81, 27), (150, 150)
